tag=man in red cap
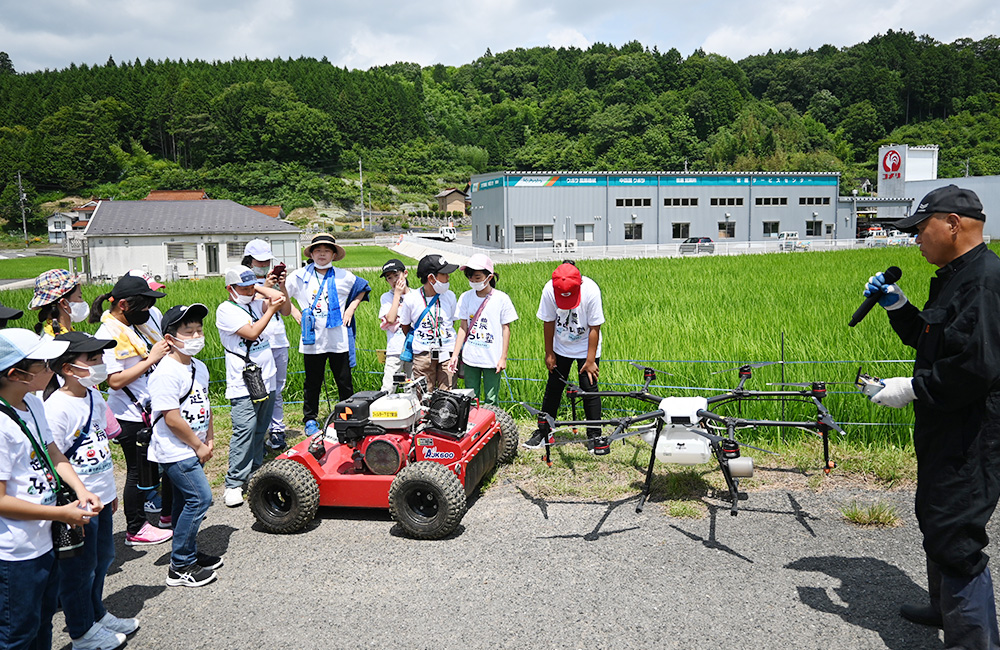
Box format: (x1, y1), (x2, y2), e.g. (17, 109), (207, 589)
(526, 261), (605, 450)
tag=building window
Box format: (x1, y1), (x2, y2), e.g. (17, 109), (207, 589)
(763, 221), (780, 237)
(805, 220), (823, 237)
(575, 224), (594, 242)
(754, 197), (788, 206)
(672, 222), (690, 239)
(52, 220), (67, 230)
(624, 223), (643, 240)
(226, 242), (245, 258)
(825, 224), (834, 236)
(615, 197), (651, 207)
(486, 225), (491, 242)
(664, 197), (699, 207)
(710, 197), (744, 206)
(514, 225), (553, 243)
(798, 197), (831, 205)
(718, 222), (736, 238)
(166, 243), (198, 260)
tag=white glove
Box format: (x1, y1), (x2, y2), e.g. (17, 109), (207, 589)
(871, 377), (916, 408)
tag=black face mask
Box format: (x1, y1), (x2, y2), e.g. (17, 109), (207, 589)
(124, 308), (151, 326)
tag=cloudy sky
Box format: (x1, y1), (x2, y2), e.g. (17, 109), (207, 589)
(2, 0), (998, 73)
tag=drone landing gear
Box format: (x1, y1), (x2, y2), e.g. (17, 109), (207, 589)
(714, 441), (746, 517)
(635, 421), (662, 513)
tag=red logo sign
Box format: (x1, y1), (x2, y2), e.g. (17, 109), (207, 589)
(882, 150), (902, 180)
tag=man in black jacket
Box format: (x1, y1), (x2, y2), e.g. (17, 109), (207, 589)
(866, 184), (1000, 649)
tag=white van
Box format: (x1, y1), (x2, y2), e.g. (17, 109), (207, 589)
(777, 231), (800, 251)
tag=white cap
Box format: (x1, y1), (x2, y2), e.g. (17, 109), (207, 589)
(0, 329), (70, 371)
(244, 239), (273, 262)
(225, 266), (258, 287)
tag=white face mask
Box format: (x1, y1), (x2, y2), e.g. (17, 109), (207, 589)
(431, 278), (450, 295)
(469, 279), (488, 291)
(67, 301), (89, 323)
(172, 335), (205, 356)
(71, 363), (108, 389)
(231, 290), (254, 305)
(252, 266), (269, 278)
(313, 262), (333, 270)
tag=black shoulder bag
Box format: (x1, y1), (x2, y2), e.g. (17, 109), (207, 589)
(223, 301), (269, 403)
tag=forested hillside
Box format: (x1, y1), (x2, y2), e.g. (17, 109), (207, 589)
(1, 30), (999, 232)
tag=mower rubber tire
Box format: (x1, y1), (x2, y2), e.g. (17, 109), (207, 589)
(480, 403), (518, 464)
(247, 459), (320, 534)
(389, 461), (467, 540)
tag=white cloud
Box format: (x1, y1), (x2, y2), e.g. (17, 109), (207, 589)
(547, 27), (591, 50)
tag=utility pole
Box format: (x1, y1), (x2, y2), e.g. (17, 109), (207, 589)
(359, 159), (365, 231)
(16, 171), (28, 248)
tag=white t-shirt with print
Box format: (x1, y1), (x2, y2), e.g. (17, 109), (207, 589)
(0, 394), (57, 561)
(148, 356), (212, 463)
(536, 276), (605, 359)
(398, 288), (457, 354)
(216, 300), (277, 400)
(456, 289), (518, 369)
(45, 388), (117, 504)
(285, 265), (357, 355)
(95, 307), (163, 423)
(379, 291), (408, 357)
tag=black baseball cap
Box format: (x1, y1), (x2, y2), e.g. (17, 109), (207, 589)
(111, 274), (166, 300)
(380, 259), (406, 277)
(161, 303), (208, 335)
(54, 331), (116, 354)
(417, 254), (459, 280)
(896, 185), (986, 233)
(0, 300), (23, 323)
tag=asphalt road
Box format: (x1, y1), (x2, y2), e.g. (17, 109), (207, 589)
(50, 480), (990, 650)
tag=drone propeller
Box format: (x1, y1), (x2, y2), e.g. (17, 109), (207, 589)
(690, 428), (778, 455)
(815, 408), (848, 437)
(711, 361), (783, 376)
(629, 361), (676, 378)
(766, 381), (855, 387)
(520, 402), (557, 430)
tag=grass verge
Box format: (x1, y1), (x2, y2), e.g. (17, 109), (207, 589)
(839, 499), (903, 527)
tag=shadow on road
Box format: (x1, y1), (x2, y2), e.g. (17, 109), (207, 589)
(787, 555), (942, 650)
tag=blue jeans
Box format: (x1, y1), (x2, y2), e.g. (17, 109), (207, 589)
(162, 456), (212, 569)
(0, 549), (58, 650)
(57, 506), (114, 639)
(227, 392), (275, 489)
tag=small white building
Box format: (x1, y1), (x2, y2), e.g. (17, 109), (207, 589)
(46, 213), (73, 243)
(84, 200), (302, 282)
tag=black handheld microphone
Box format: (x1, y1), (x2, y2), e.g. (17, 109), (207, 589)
(849, 266), (902, 327)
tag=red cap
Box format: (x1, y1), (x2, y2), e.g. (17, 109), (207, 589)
(552, 263), (582, 309)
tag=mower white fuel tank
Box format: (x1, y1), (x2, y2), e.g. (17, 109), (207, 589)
(640, 425), (713, 465)
(368, 393), (423, 429)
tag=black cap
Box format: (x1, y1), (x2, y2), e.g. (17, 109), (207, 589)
(111, 275), (166, 300)
(380, 259), (406, 277)
(417, 254), (459, 281)
(896, 185), (986, 233)
(161, 303), (209, 335)
(0, 300), (23, 323)
(54, 331), (116, 354)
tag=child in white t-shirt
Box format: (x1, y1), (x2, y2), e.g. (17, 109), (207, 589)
(148, 304), (221, 588)
(45, 331), (138, 647)
(377, 258), (412, 392)
(399, 254), (459, 391)
(0, 329), (103, 649)
(448, 254), (517, 406)
(216, 267), (286, 509)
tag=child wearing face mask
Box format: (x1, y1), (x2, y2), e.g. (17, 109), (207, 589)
(399, 254), (460, 391)
(447, 254), (517, 407)
(29, 269), (88, 337)
(148, 304), (220, 588)
(216, 267), (287, 508)
(90, 275), (174, 547)
(44, 332), (138, 648)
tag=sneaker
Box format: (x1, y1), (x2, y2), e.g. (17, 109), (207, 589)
(98, 612), (139, 635)
(304, 419), (319, 436)
(224, 487), (244, 507)
(158, 515), (172, 529)
(899, 603), (943, 628)
(124, 522), (173, 547)
(266, 431), (287, 451)
(523, 429), (546, 449)
(166, 564), (217, 588)
(143, 492), (162, 513)
(197, 552), (224, 570)
(72, 622), (126, 650)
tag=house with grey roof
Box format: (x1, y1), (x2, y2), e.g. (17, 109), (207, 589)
(84, 200), (301, 281)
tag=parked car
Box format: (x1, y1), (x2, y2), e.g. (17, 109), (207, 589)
(777, 231), (801, 251)
(679, 237), (715, 254)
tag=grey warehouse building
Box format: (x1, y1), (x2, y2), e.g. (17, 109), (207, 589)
(469, 171), (844, 249)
